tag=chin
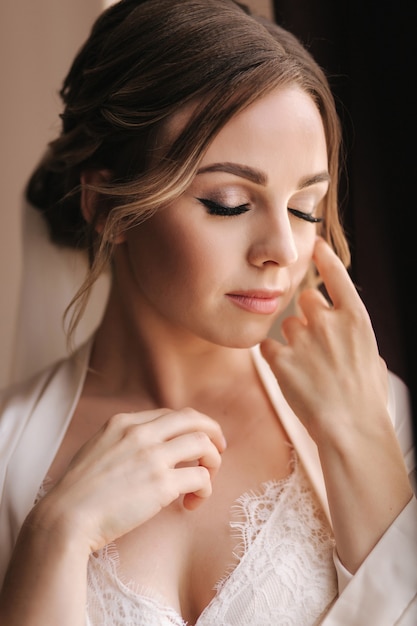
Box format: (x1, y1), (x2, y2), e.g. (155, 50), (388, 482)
(212, 325), (272, 350)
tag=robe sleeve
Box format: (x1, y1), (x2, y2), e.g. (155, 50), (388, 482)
(323, 372), (417, 625)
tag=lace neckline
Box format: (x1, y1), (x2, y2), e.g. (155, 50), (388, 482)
(85, 457), (337, 625)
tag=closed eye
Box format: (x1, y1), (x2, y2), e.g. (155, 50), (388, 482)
(288, 207), (323, 223)
(197, 198), (251, 217)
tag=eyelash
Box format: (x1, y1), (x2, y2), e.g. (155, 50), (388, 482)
(197, 198), (250, 217)
(197, 198), (323, 223)
(288, 208), (323, 223)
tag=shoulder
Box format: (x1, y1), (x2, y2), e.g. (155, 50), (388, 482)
(0, 362), (61, 450)
(0, 338), (93, 455)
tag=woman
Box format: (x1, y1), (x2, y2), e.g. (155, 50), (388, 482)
(0, 1), (415, 624)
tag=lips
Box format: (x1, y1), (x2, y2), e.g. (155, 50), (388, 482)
(225, 290), (283, 315)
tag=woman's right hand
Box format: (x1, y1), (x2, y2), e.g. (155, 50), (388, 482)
(33, 408), (226, 555)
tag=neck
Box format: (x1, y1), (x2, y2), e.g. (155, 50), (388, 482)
(87, 281), (253, 408)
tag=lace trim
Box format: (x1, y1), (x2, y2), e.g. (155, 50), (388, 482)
(214, 453), (298, 593)
(232, 453), (297, 558)
(90, 542), (178, 609)
(202, 460), (337, 625)
(36, 456), (337, 626)
(87, 545), (186, 626)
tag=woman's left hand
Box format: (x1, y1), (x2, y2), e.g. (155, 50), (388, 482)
(260, 237), (413, 572)
(261, 237), (386, 441)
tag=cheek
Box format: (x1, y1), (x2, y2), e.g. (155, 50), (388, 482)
(300, 233), (316, 264)
(127, 221), (211, 296)
(292, 230), (316, 281)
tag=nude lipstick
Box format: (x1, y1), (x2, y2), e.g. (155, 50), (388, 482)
(225, 290), (282, 314)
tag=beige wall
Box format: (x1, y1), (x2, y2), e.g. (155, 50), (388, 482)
(245, 0), (273, 19)
(0, 0), (275, 390)
(0, 1), (103, 388)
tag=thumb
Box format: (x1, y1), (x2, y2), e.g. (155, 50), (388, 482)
(260, 337), (283, 372)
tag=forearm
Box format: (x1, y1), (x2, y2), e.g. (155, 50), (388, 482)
(0, 504), (90, 626)
(260, 240), (415, 577)
(317, 415), (413, 574)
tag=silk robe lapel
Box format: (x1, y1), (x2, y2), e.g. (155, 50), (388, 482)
(251, 344), (331, 526)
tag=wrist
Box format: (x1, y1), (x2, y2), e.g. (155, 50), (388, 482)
(25, 495), (92, 562)
(0, 498), (90, 625)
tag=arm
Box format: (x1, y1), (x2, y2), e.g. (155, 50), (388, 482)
(0, 509), (90, 626)
(326, 372), (417, 625)
(261, 238), (414, 574)
(0, 408), (226, 625)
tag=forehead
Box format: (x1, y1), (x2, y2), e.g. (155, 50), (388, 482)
(200, 86), (327, 171)
(156, 85), (327, 172)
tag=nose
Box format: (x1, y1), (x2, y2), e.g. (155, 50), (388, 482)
(247, 210), (298, 268)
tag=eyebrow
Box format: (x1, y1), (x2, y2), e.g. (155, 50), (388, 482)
(197, 162), (267, 185)
(196, 162), (331, 189)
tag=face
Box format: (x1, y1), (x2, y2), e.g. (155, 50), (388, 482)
(119, 86), (329, 348)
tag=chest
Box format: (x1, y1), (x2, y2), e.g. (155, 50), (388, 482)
(117, 429), (292, 572)
(87, 461), (337, 626)
(105, 430), (293, 611)
(43, 377), (329, 622)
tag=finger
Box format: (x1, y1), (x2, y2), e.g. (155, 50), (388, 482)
(173, 466), (214, 510)
(313, 237), (362, 310)
(147, 408), (227, 453)
(183, 492), (210, 511)
(260, 336), (301, 383)
(260, 336), (285, 366)
(297, 287), (330, 312)
(279, 291), (328, 341)
(294, 288), (331, 328)
(164, 431), (223, 479)
(105, 408), (227, 454)
(280, 314), (305, 343)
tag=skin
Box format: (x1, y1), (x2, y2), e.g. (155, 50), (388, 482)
(119, 88), (327, 350)
(0, 85), (412, 625)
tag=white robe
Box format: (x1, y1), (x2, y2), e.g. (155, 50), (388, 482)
(0, 338), (416, 624)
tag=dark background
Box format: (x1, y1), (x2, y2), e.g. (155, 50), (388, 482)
(272, 0), (416, 443)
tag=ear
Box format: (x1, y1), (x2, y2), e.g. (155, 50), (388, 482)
(80, 169), (126, 243)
